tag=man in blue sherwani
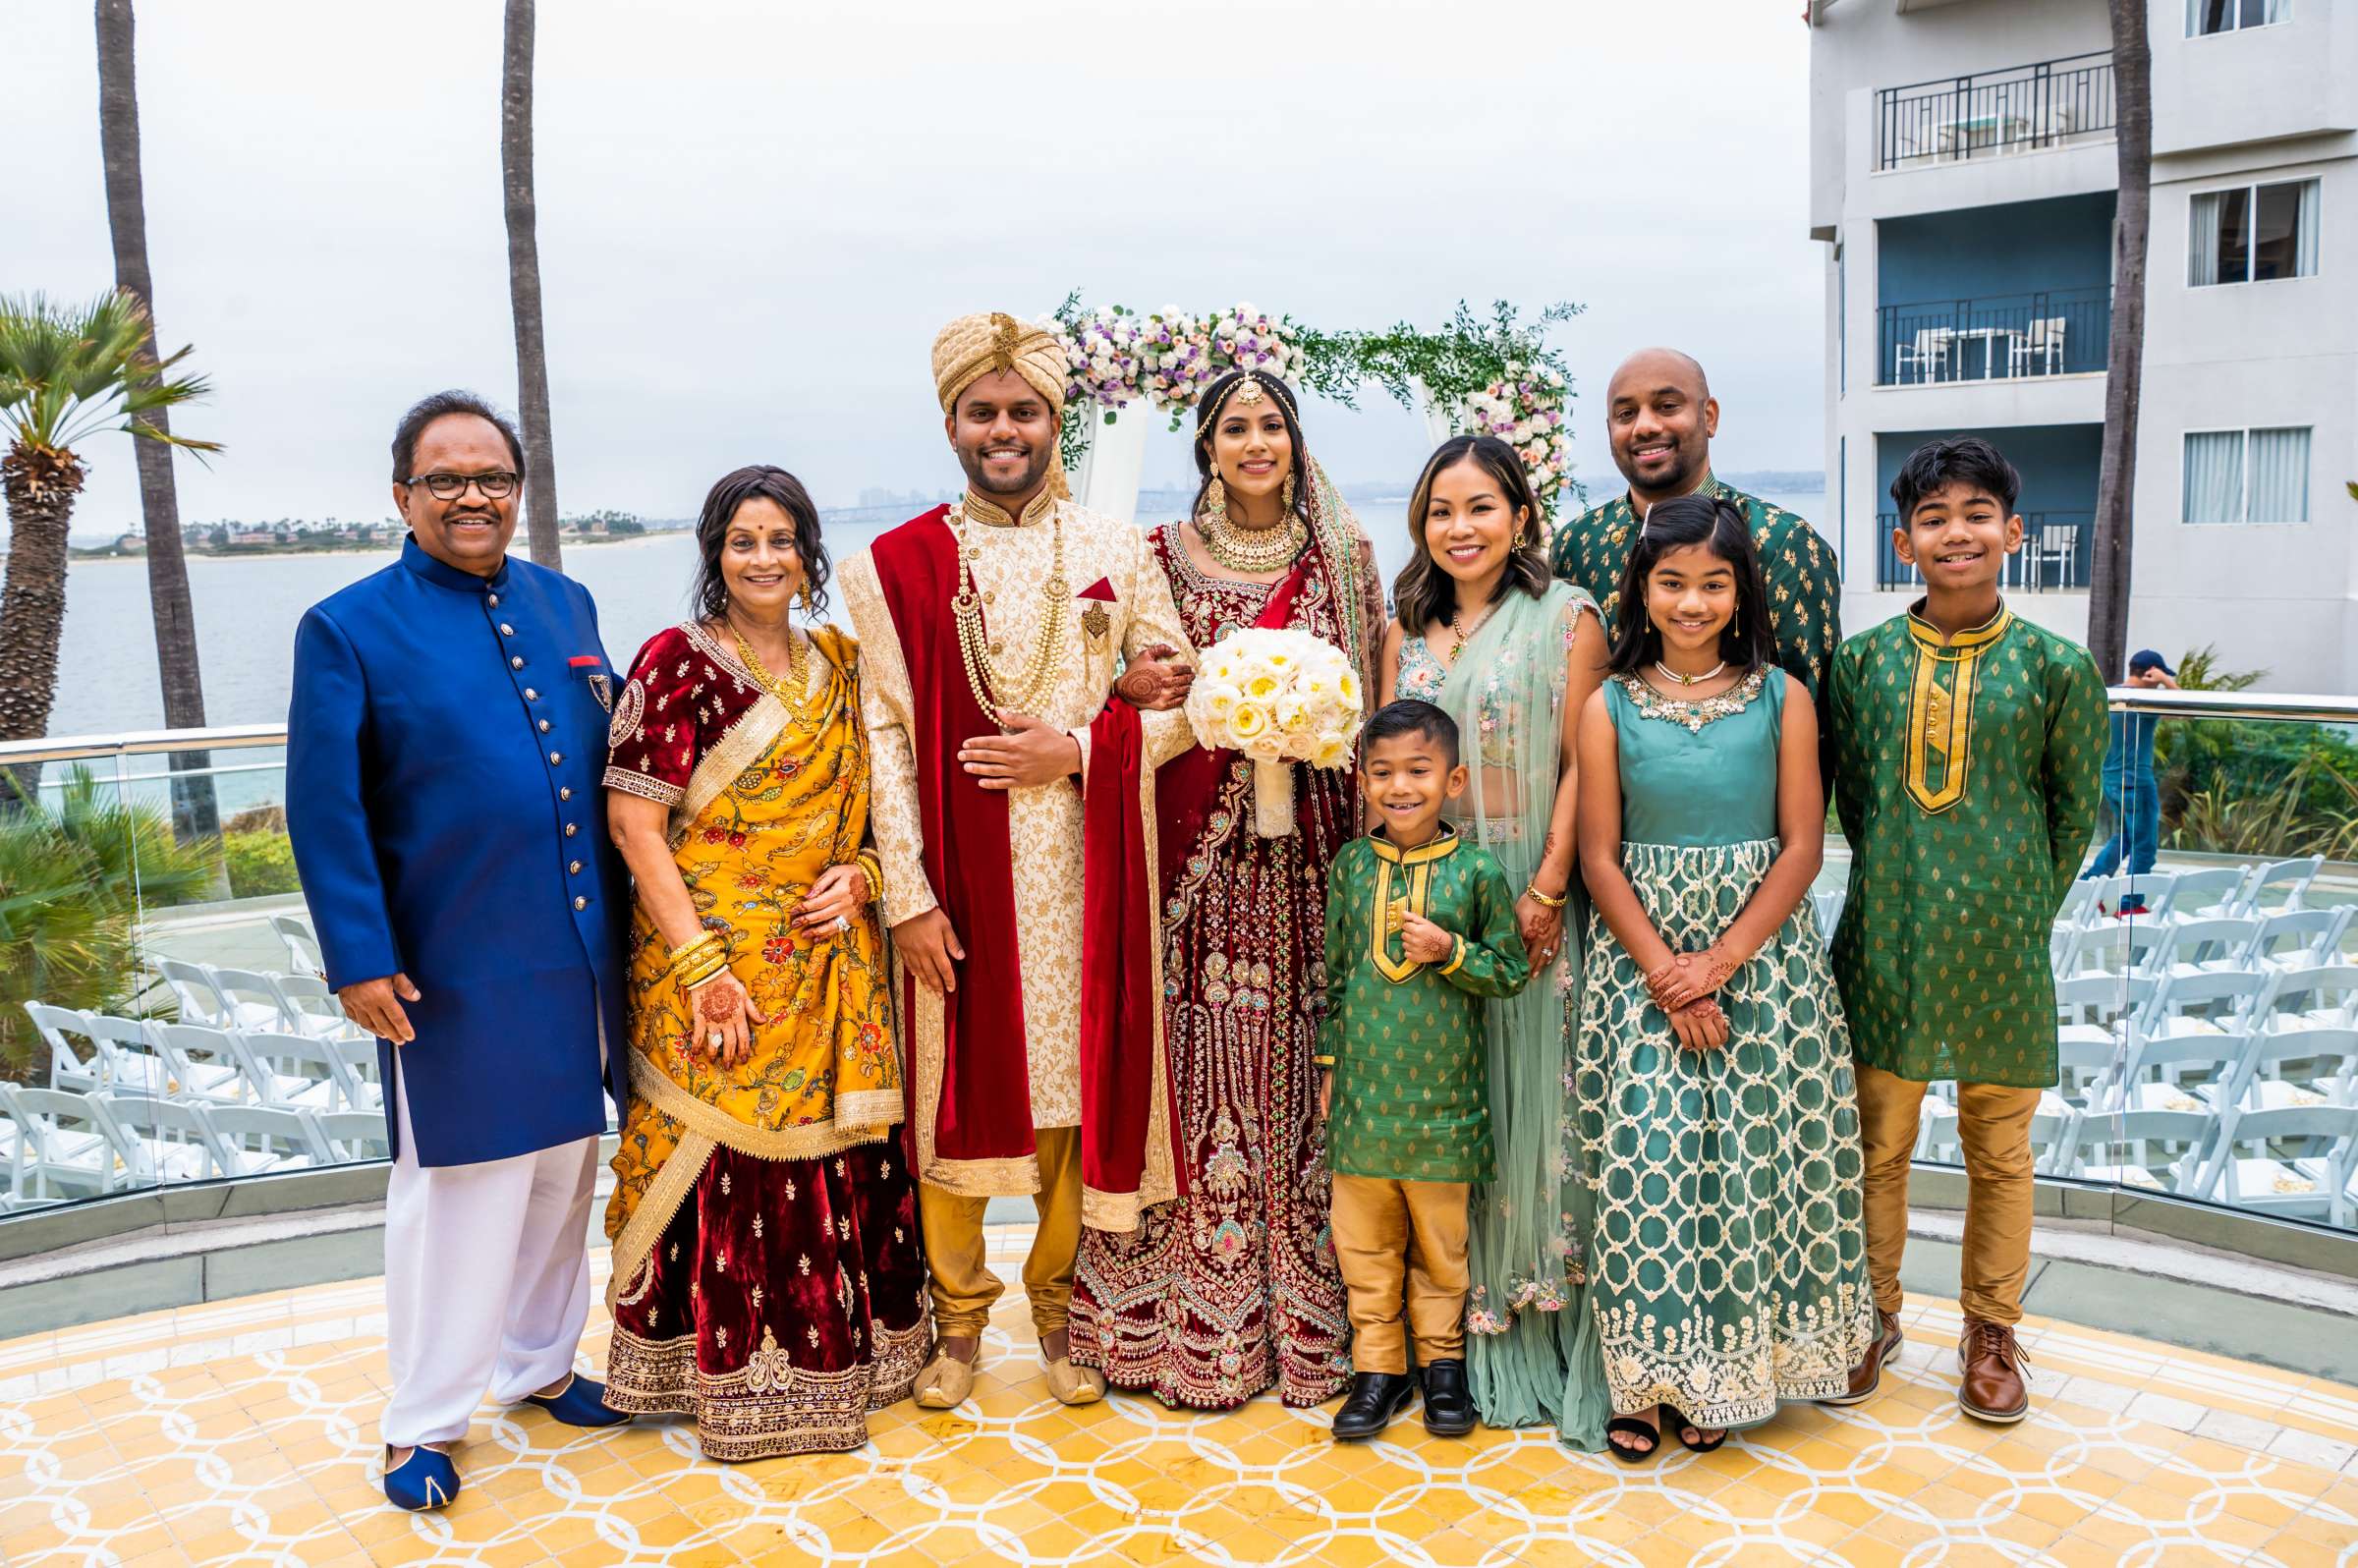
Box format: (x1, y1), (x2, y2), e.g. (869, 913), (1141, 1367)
(287, 391), (632, 1511)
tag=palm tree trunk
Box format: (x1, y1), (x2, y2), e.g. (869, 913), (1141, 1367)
(2088, 1), (2152, 684)
(96, 0), (219, 843)
(502, 0), (562, 570)
(0, 446), (87, 806)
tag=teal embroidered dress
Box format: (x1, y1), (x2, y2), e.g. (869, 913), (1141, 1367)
(1320, 829), (1530, 1184)
(1562, 667), (1874, 1441)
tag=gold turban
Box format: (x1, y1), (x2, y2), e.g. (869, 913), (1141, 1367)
(932, 311), (1069, 415)
(932, 310), (1073, 501)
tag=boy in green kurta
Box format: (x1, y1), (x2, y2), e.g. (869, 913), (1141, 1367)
(1828, 437), (2105, 1427)
(1319, 700), (1530, 1442)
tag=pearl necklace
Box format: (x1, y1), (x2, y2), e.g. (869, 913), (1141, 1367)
(1654, 659), (1726, 688)
(949, 504), (1067, 721)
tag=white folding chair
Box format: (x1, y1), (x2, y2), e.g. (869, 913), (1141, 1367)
(2136, 968), (2269, 1040)
(207, 966), (314, 1036)
(2246, 909), (2353, 973)
(2160, 868), (2250, 925)
(2090, 872), (2180, 921)
(267, 973), (362, 1039)
(271, 913), (324, 976)
(2056, 920), (2174, 982)
(2052, 1107), (2214, 1193)
(79, 1014), (173, 1096)
(146, 1023), (264, 1104)
(0, 1086), (131, 1201)
(241, 1031), (374, 1113)
(309, 1110), (392, 1163)
(155, 958), (265, 1033)
(2234, 857), (2324, 917)
(25, 1003), (111, 1094)
(2217, 1028), (2358, 1112)
(2119, 1032), (2254, 1112)
(2197, 1105), (2358, 1224)
(2157, 917), (2264, 980)
(201, 1104), (328, 1175)
(2253, 965), (2358, 1036)
(95, 1092), (229, 1184)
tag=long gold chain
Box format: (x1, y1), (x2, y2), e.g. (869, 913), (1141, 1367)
(949, 505), (1067, 720)
(729, 620), (811, 710)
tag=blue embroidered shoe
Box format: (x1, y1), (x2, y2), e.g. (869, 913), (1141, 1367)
(524, 1373), (629, 1428)
(382, 1445), (460, 1511)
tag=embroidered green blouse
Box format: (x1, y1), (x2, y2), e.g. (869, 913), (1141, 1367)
(1319, 827), (1530, 1183)
(1828, 602), (2107, 1088)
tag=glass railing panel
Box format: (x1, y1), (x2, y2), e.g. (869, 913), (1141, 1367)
(0, 730), (384, 1215)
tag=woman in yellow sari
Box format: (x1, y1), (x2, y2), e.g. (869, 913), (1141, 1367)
(601, 465), (926, 1460)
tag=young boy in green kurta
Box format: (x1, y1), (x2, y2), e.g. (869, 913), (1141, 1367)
(1319, 700), (1530, 1442)
(1829, 437), (2105, 1426)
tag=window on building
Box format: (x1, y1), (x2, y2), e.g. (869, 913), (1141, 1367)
(2186, 0), (2289, 33)
(2182, 427), (2312, 524)
(2190, 180), (2320, 285)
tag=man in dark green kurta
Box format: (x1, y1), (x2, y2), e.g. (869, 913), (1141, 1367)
(1549, 349), (1841, 779)
(1827, 436), (2105, 1428)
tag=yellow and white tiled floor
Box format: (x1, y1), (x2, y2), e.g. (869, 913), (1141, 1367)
(3, 1228), (2356, 1566)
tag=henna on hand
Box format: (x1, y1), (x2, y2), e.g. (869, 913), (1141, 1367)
(696, 984), (739, 1024)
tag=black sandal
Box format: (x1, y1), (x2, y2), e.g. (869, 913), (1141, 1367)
(1604, 1412), (1660, 1463)
(1665, 1406), (1728, 1454)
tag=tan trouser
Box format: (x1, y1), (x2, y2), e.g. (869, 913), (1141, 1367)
(1856, 1063), (2044, 1325)
(1330, 1174), (1471, 1373)
(917, 1125), (1083, 1339)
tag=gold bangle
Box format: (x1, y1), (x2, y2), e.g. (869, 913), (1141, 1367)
(1524, 883), (1568, 910)
(674, 952), (728, 988)
(667, 932), (722, 969)
(855, 852), (883, 905)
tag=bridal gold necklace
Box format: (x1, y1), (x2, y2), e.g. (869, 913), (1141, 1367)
(1202, 504), (1307, 574)
(949, 501), (1067, 719)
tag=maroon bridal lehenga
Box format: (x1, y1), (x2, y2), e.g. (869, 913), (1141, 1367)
(1070, 473), (1382, 1409)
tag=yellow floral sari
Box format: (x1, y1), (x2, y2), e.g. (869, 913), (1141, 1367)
(604, 623), (901, 1301)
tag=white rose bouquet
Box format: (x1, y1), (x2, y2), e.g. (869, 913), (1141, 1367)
(1184, 627), (1364, 837)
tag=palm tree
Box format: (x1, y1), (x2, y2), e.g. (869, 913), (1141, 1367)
(2087, 0), (2153, 684)
(96, 0), (219, 844)
(501, 0), (561, 569)
(0, 291), (216, 801)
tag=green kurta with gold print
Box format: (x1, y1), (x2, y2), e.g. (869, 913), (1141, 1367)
(1549, 473), (1841, 715)
(1319, 829), (1530, 1183)
(1828, 603), (2106, 1087)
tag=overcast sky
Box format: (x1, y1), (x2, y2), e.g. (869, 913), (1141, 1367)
(11, 0), (1824, 528)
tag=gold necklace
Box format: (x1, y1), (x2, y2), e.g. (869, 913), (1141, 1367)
(1654, 659), (1726, 688)
(1443, 599), (1497, 661)
(730, 620), (810, 708)
(1202, 508), (1307, 575)
(949, 504), (1067, 720)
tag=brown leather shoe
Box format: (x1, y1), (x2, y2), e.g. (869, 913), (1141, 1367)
(1956, 1316), (2030, 1424)
(1821, 1309), (1903, 1406)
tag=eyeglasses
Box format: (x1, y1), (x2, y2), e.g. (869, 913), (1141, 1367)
(401, 471), (521, 500)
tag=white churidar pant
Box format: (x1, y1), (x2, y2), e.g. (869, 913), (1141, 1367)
(380, 1066), (599, 1449)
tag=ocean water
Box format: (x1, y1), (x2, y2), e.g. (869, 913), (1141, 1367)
(44, 490), (1825, 744)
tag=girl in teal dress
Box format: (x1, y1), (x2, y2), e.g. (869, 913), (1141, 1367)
(1564, 494), (1873, 1460)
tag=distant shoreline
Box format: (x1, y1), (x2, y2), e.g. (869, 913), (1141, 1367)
(67, 532), (684, 564)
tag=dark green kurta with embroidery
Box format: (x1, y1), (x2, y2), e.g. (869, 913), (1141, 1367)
(1828, 603), (2107, 1088)
(1549, 475), (1841, 719)
(1320, 830), (1529, 1183)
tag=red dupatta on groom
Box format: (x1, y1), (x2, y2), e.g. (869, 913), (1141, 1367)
(869, 505), (1168, 1229)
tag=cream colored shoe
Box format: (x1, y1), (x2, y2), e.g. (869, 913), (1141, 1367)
(1039, 1329), (1104, 1405)
(913, 1335), (978, 1410)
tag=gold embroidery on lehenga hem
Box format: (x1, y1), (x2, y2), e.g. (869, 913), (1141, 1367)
(602, 1315), (927, 1461)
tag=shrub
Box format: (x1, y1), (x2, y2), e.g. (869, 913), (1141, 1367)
(222, 829), (302, 898)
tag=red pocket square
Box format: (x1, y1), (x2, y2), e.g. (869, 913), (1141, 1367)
(1077, 578), (1119, 602)
(568, 655), (602, 668)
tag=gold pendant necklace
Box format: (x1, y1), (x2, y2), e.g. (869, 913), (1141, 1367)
(731, 620), (810, 709)
(1654, 659), (1726, 687)
(1444, 599), (1497, 662)
(1202, 509), (1307, 575)
(949, 504), (1067, 721)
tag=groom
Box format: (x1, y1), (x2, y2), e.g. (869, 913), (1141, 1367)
(838, 311), (1196, 1409)
(286, 391), (630, 1510)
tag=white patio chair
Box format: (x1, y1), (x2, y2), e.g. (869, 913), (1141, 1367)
(2157, 916), (2264, 980)
(2119, 1031), (2254, 1112)
(2233, 857), (2324, 917)
(2136, 968), (2270, 1040)
(95, 1092), (229, 1184)
(146, 1023), (264, 1104)
(270, 913), (324, 976)
(1893, 326), (1955, 385)
(2056, 920), (2174, 982)
(2007, 316), (2066, 377)
(2159, 868), (2250, 925)
(2197, 1104), (2358, 1225)
(2051, 1107), (2214, 1194)
(309, 1109), (392, 1163)
(155, 958), (276, 1034)
(201, 1103), (328, 1176)
(267, 973), (362, 1039)
(2253, 965), (2358, 1035)
(25, 1003), (110, 1094)
(80, 1014), (173, 1097)
(0, 1086), (131, 1201)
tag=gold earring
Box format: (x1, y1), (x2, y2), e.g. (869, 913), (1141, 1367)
(1206, 472), (1228, 524)
(800, 580), (814, 613)
(1281, 472), (1297, 512)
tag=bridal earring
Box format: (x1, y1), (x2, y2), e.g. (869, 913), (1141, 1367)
(1281, 472), (1297, 512)
(1206, 470), (1228, 526)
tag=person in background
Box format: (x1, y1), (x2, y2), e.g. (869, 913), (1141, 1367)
(2085, 649), (2178, 913)
(1829, 436), (2106, 1428)
(1319, 700), (1531, 1443)
(286, 390), (630, 1512)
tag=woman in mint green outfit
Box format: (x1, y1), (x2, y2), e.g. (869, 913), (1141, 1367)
(1379, 436), (1607, 1430)
(1564, 494), (1871, 1459)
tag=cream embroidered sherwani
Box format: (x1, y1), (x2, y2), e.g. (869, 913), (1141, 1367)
(837, 491), (1198, 1209)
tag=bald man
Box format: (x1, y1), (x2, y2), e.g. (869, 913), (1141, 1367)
(1550, 349), (1841, 735)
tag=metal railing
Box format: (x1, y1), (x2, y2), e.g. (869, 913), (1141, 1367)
(1877, 50), (2115, 171)
(1876, 511), (2093, 592)
(1878, 286), (2112, 386)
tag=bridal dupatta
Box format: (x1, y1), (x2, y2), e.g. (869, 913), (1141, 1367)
(1436, 579), (1607, 1441)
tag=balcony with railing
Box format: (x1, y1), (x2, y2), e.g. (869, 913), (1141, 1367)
(1876, 50), (2116, 172)
(1877, 284), (2112, 387)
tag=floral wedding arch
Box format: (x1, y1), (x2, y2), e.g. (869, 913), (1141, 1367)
(1045, 296), (1583, 521)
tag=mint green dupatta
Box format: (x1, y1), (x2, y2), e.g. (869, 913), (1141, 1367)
(1435, 579), (1603, 1442)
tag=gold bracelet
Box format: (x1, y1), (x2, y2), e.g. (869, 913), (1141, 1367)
(667, 932), (723, 970)
(674, 951), (728, 989)
(1524, 883), (1568, 910)
(855, 851), (883, 905)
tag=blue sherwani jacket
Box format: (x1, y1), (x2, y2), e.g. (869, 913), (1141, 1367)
(286, 536), (629, 1166)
